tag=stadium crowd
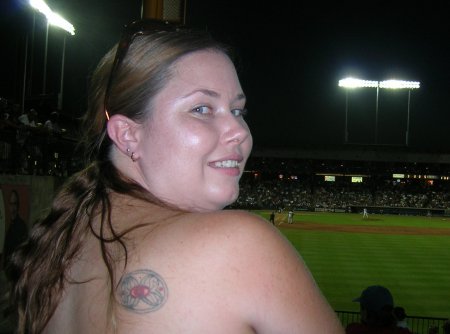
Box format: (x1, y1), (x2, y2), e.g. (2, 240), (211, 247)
(231, 177), (450, 211)
(230, 156), (450, 212)
(0, 97), (81, 176)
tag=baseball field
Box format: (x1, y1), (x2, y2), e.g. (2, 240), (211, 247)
(253, 210), (450, 319)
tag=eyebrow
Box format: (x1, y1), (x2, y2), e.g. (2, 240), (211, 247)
(183, 89), (246, 103)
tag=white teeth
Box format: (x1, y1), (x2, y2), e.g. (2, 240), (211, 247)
(213, 160), (240, 168)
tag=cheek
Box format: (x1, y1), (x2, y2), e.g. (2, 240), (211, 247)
(143, 115), (220, 165)
(147, 126), (217, 169)
(174, 123), (218, 153)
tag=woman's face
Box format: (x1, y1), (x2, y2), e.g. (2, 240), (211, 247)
(135, 50), (252, 212)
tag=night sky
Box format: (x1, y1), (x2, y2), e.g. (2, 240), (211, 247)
(2, 0), (449, 152)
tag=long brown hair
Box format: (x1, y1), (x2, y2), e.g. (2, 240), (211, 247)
(9, 25), (233, 334)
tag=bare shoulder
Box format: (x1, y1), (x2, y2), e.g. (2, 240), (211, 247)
(127, 209), (291, 273)
(116, 209), (344, 333)
(187, 209), (280, 241)
(194, 209), (299, 257)
(132, 209), (281, 252)
(162, 209), (300, 263)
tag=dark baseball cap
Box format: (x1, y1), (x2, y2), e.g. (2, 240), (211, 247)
(353, 285), (394, 311)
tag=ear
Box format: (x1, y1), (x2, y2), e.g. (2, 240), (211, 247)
(106, 114), (140, 154)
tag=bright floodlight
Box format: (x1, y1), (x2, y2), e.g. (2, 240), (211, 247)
(379, 80), (420, 89)
(29, 0), (75, 35)
(47, 12), (75, 35)
(29, 0), (51, 16)
(338, 77), (379, 88)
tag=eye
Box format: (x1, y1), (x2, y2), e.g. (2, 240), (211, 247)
(231, 108), (248, 117)
(191, 105), (212, 115)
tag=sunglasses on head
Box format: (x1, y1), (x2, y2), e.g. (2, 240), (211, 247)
(104, 19), (185, 120)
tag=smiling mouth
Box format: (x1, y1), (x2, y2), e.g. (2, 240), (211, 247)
(210, 160), (241, 168)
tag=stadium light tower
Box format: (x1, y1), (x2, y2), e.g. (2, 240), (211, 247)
(338, 77), (378, 143)
(339, 77), (420, 145)
(379, 80), (420, 146)
(29, 0), (75, 103)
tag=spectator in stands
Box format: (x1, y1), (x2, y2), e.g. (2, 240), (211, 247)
(44, 111), (62, 135)
(393, 306), (409, 330)
(8, 19), (344, 334)
(16, 108), (43, 173)
(16, 108), (37, 147)
(17, 108), (38, 127)
(1, 109), (14, 128)
(346, 285), (412, 334)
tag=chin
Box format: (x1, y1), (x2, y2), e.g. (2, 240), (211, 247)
(221, 190), (239, 208)
(206, 184), (239, 209)
(207, 195), (238, 211)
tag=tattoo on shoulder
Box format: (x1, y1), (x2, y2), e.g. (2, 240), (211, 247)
(118, 269), (168, 313)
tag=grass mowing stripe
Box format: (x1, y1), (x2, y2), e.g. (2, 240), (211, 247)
(253, 210), (450, 316)
(271, 217), (450, 318)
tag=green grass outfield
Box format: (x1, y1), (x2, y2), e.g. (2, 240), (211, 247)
(253, 210), (450, 318)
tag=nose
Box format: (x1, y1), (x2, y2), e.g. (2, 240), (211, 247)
(222, 112), (251, 145)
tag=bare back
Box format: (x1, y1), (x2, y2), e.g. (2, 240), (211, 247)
(45, 195), (344, 333)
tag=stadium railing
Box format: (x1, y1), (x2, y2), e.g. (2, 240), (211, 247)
(336, 310), (448, 334)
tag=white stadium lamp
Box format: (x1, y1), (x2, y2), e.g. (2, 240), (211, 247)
(379, 80), (420, 89)
(47, 12), (76, 36)
(339, 77), (420, 146)
(338, 77), (379, 88)
(29, 0), (52, 17)
(29, 0), (75, 35)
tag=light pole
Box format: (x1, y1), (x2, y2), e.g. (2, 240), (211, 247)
(344, 90), (348, 143)
(375, 83), (379, 144)
(29, 0), (75, 106)
(58, 35), (66, 109)
(338, 77), (378, 144)
(339, 77), (420, 146)
(407, 90), (411, 146)
(379, 80), (420, 146)
(43, 21), (49, 94)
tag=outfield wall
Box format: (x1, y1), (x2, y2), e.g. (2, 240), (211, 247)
(301, 205), (449, 216)
(351, 205), (447, 216)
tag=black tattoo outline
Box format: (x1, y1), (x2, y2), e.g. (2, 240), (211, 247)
(118, 269), (168, 313)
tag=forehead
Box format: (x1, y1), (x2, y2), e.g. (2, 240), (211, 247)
(173, 49), (233, 71)
(168, 50), (242, 93)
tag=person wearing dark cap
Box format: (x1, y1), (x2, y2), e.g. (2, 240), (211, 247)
(394, 306), (409, 329)
(346, 285), (412, 334)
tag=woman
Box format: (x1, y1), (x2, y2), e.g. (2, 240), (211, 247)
(10, 20), (344, 333)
